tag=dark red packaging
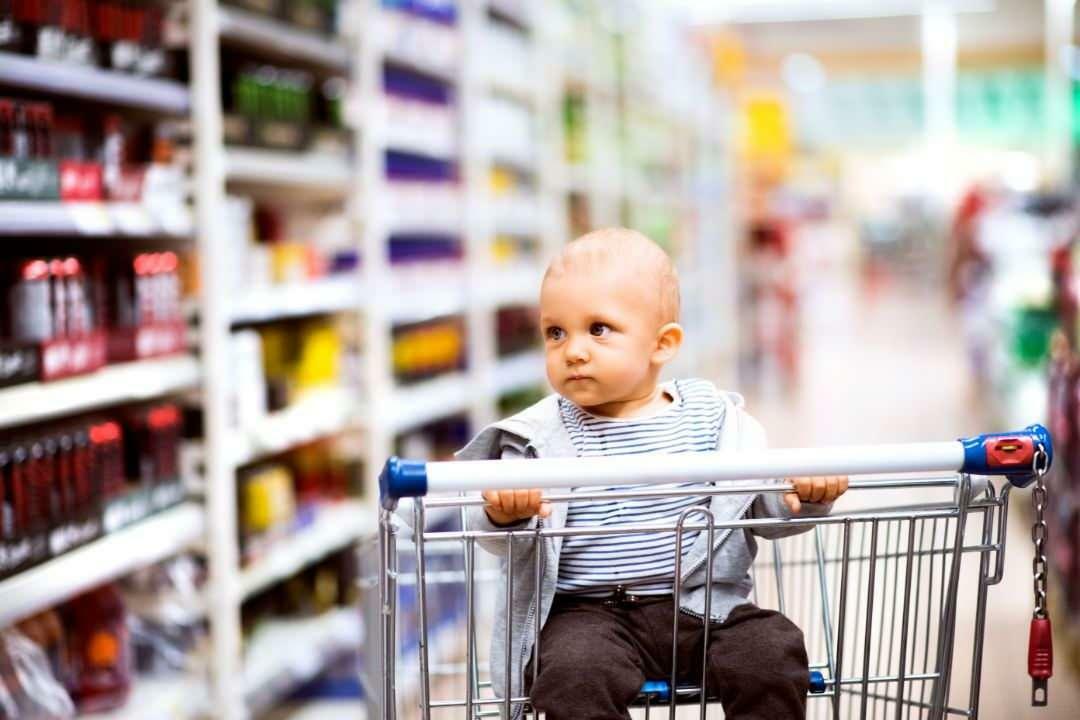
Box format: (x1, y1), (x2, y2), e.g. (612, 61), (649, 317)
(0, 99), (13, 156)
(0, 446), (10, 540)
(64, 584), (132, 713)
(90, 420), (125, 499)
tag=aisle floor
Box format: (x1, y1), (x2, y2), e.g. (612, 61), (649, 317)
(743, 271), (1080, 720)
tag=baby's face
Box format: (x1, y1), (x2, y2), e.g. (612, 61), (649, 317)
(540, 266), (664, 412)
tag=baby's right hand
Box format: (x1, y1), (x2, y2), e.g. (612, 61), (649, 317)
(482, 489), (551, 526)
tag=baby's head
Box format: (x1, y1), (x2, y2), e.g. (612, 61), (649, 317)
(540, 228), (683, 416)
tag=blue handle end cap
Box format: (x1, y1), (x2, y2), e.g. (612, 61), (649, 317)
(959, 424), (1053, 487)
(379, 456), (428, 510)
(809, 670), (827, 694)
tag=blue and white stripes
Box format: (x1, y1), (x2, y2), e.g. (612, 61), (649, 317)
(556, 378), (724, 596)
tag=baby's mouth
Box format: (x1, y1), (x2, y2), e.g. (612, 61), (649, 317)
(566, 374), (592, 382)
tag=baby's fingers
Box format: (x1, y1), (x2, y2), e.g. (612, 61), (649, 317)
(784, 492), (802, 514)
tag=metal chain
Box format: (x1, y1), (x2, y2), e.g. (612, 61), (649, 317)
(1032, 445), (1050, 619)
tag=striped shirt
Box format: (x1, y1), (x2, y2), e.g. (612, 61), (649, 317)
(556, 378), (724, 596)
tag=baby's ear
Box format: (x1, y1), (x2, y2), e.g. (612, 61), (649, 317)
(653, 322), (684, 364)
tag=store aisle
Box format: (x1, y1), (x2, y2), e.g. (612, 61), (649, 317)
(746, 267), (1080, 719)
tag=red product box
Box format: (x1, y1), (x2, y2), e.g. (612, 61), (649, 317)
(39, 330), (108, 381)
(106, 321), (186, 363)
(59, 160), (104, 201)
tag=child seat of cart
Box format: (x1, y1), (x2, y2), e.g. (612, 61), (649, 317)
(635, 670), (827, 705)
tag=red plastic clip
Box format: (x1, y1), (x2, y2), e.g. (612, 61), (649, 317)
(1028, 616), (1052, 706)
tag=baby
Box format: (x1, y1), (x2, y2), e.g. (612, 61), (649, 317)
(458, 228), (847, 720)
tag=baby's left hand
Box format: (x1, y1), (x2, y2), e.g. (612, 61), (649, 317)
(783, 476), (849, 513)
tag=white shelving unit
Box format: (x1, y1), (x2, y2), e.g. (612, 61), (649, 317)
(0, 3), (731, 719)
(0, 503), (205, 627)
(0, 355), (200, 430)
(0, 51), (190, 112)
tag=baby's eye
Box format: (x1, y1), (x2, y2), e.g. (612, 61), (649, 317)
(589, 323), (611, 337)
(545, 326), (565, 341)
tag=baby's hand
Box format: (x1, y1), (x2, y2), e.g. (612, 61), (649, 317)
(783, 476), (849, 514)
(482, 489), (551, 526)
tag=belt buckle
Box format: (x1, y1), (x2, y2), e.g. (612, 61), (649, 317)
(603, 585), (639, 608)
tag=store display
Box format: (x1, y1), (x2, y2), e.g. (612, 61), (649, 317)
(63, 583), (132, 712)
(0, 1), (169, 77)
(0, 250), (187, 385)
(391, 316), (465, 383)
(256, 317), (348, 409)
(0, 401), (185, 580)
(0, 625), (76, 719)
(396, 415), (468, 461)
(496, 305), (538, 357)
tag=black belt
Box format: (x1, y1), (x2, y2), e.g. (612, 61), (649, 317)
(559, 585), (672, 608)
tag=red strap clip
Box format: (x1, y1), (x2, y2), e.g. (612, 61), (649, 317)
(1028, 616), (1052, 706)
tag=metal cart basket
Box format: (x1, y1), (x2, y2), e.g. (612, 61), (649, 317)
(370, 425), (1053, 719)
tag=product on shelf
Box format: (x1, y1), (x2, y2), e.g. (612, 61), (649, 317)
(0, 95), (188, 211)
(0, 97), (61, 200)
(63, 583), (132, 713)
(396, 415), (468, 461)
(105, 251), (187, 362)
(255, 317), (347, 410)
(223, 58), (347, 152)
(2, 255), (108, 382)
(496, 304), (538, 357)
(0, 1), (169, 77)
(223, 0), (338, 34)
(1, 249), (187, 384)
(0, 623), (77, 718)
(0, 402), (185, 580)
(391, 316), (465, 383)
(238, 441), (359, 563)
(242, 547), (359, 633)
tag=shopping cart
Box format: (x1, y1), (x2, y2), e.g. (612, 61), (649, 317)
(370, 425), (1054, 719)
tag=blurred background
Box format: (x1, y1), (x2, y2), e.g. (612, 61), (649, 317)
(1, 0), (1078, 717)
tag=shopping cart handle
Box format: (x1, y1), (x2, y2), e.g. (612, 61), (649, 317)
(378, 425), (1052, 507)
(958, 424), (1052, 488)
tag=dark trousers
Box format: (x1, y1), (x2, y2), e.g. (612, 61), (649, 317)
(525, 595), (808, 720)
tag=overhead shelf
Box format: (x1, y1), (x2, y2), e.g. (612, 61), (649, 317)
(494, 350), (545, 396)
(0, 52), (190, 114)
(390, 372), (472, 433)
(390, 274), (469, 324)
(232, 386), (361, 466)
(485, 263), (541, 307)
(0, 503), (204, 627)
(225, 148), (351, 194)
(0, 201), (193, 238)
(239, 500), (374, 601)
(231, 275), (363, 324)
(244, 607), (363, 715)
(218, 6), (350, 70)
(0, 355), (200, 431)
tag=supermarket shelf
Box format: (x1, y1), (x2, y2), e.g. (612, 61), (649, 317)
(225, 148), (351, 193)
(232, 387), (360, 466)
(83, 674), (210, 720)
(244, 607), (363, 715)
(0, 201), (193, 238)
(231, 275), (363, 324)
(240, 501), (374, 600)
(0, 355), (200, 430)
(389, 372), (472, 433)
(494, 350), (545, 396)
(390, 276), (469, 324)
(218, 6), (350, 70)
(0, 52), (189, 114)
(0, 503), (204, 627)
(486, 263), (541, 307)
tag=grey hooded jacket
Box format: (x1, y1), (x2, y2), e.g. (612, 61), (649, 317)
(455, 382), (830, 714)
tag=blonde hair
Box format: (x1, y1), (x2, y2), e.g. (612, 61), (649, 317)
(544, 227), (680, 323)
